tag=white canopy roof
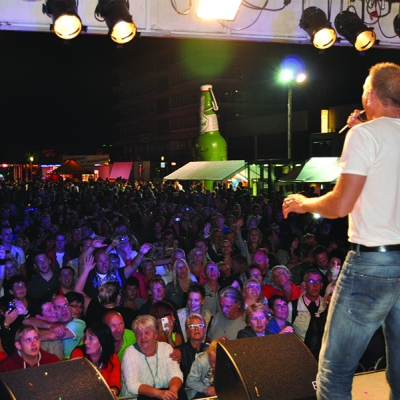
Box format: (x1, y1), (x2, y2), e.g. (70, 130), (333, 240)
(164, 161), (246, 182)
(278, 157), (341, 184)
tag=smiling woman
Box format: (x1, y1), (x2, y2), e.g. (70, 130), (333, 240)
(121, 315), (185, 400)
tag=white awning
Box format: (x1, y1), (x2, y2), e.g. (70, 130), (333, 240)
(164, 161), (246, 181)
(278, 157), (341, 184)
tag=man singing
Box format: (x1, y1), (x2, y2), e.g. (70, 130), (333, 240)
(283, 62), (400, 399)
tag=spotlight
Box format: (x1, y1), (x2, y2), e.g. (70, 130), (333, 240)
(197, 0), (242, 21)
(394, 14), (400, 38)
(42, 0), (82, 40)
(95, 0), (136, 44)
(334, 10), (376, 51)
(299, 7), (336, 50)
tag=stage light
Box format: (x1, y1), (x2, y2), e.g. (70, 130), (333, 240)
(299, 7), (336, 50)
(394, 14), (400, 38)
(42, 0), (82, 40)
(334, 10), (375, 51)
(95, 0), (136, 44)
(197, 0), (242, 21)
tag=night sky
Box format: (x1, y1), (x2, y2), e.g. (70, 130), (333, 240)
(1, 29), (400, 162)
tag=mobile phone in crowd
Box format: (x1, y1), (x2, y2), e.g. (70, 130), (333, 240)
(161, 317), (169, 331)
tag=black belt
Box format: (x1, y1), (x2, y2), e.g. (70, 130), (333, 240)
(349, 243), (400, 253)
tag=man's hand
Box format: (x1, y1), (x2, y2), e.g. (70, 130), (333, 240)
(13, 300), (28, 316)
(91, 237), (107, 248)
(49, 324), (67, 339)
(170, 348), (181, 363)
(346, 109), (366, 128)
(282, 194), (308, 219)
(83, 255), (96, 271)
(139, 243), (152, 255)
(4, 309), (18, 326)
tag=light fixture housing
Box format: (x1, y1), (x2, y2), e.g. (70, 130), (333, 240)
(42, 0), (82, 40)
(299, 7), (337, 50)
(394, 14), (400, 38)
(95, 0), (136, 44)
(334, 10), (376, 51)
(197, 0), (242, 21)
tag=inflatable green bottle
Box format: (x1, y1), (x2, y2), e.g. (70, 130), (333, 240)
(194, 84), (227, 162)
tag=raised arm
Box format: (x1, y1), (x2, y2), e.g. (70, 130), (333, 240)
(78, 237), (106, 276)
(123, 243), (152, 278)
(75, 255), (95, 314)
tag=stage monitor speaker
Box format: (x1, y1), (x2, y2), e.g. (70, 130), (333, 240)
(0, 357), (114, 400)
(214, 334), (317, 400)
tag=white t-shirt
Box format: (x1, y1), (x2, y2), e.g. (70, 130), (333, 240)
(340, 117), (400, 245)
(121, 341), (183, 396)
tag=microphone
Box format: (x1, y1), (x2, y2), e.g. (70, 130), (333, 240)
(339, 110), (366, 134)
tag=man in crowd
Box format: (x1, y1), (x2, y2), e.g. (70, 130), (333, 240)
(27, 251), (59, 299)
(47, 232), (73, 270)
(283, 62), (400, 399)
(0, 325), (59, 372)
(207, 286), (246, 341)
(34, 295), (85, 358)
(1, 226), (26, 278)
(251, 249), (273, 285)
(290, 270), (327, 360)
(103, 310), (136, 362)
(56, 266), (75, 296)
(202, 262), (220, 316)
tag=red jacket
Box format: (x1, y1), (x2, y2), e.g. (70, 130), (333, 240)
(70, 349), (121, 394)
(0, 349), (60, 373)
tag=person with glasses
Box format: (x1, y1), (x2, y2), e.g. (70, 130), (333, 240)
(262, 265), (303, 303)
(0, 325), (59, 372)
(289, 270), (327, 360)
(26, 295), (86, 359)
(267, 294), (294, 335)
(65, 291), (85, 320)
(176, 314), (208, 384)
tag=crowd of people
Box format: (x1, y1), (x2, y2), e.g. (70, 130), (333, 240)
(0, 176), (384, 398)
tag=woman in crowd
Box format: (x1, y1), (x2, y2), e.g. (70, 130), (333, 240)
(262, 265), (303, 303)
(71, 322), (120, 399)
(327, 249), (345, 283)
(188, 247), (207, 285)
(121, 315), (185, 400)
(234, 217), (265, 264)
(276, 233), (302, 271)
(242, 278), (264, 309)
(267, 294), (294, 334)
(177, 284), (212, 342)
(220, 240), (234, 270)
(165, 259), (196, 309)
(237, 303), (271, 338)
(150, 301), (183, 348)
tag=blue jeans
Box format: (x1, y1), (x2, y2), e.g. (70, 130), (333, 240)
(317, 248), (400, 400)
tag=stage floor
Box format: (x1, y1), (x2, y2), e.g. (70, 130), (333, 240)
(353, 370), (389, 399)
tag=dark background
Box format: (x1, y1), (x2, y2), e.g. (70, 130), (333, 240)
(1, 30), (400, 161)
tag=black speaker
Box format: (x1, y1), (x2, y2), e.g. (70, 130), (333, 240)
(0, 357), (114, 400)
(214, 334), (317, 400)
